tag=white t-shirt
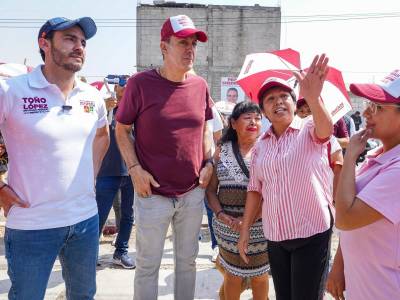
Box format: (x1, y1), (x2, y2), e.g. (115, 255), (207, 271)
(0, 66), (107, 229)
(330, 136), (341, 155)
(207, 106), (224, 154)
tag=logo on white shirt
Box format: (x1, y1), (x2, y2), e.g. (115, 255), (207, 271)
(22, 97), (49, 114)
(80, 100), (95, 113)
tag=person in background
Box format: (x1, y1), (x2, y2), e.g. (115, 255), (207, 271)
(186, 68), (223, 262)
(207, 101), (269, 300)
(328, 70), (400, 300)
(96, 75), (135, 269)
(226, 87), (239, 104)
(205, 102), (224, 262)
(350, 110), (362, 131)
(0, 131), (7, 182)
(343, 114), (356, 136)
(334, 117), (349, 149)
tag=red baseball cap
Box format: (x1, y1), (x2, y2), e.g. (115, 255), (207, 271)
(350, 69), (400, 104)
(296, 98), (307, 109)
(161, 15), (207, 42)
(257, 77), (294, 102)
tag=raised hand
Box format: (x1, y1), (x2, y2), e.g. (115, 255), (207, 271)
(293, 54), (329, 104)
(104, 96), (118, 111)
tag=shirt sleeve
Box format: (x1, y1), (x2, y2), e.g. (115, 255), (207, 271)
(349, 117), (356, 136)
(306, 118), (331, 145)
(204, 88), (213, 121)
(334, 118), (349, 138)
(330, 136), (342, 154)
(115, 76), (141, 125)
(247, 143), (262, 193)
(211, 106), (224, 132)
(0, 80), (11, 126)
(357, 164), (400, 224)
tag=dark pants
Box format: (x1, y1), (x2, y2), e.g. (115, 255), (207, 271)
(96, 176), (134, 255)
(205, 199), (218, 249)
(268, 229), (332, 300)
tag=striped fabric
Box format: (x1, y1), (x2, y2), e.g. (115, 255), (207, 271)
(248, 117), (334, 242)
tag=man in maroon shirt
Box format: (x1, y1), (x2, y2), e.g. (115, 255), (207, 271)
(115, 15), (213, 300)
(334, 117), (350, 149)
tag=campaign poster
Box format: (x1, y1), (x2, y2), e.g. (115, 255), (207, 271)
(220, 77), (246, 104)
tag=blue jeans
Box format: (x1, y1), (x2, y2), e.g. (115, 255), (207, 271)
(96, 176), (134, 256)
(205, 199), (218, 249)
(4, 214), (99, 300)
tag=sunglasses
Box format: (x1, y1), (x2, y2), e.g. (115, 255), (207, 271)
(362, 99), (400, 114)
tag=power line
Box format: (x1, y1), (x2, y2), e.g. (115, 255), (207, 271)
(0, 12), (399, 27)
(1, 14), (400, 29)
(1, 11), (400, 22)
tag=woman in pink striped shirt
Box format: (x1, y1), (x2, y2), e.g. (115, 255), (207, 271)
(238, 55), (334, 300)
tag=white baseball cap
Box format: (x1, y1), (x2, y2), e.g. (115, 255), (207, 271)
(350, 69), (400, 104)
(161, 15), (207, 42)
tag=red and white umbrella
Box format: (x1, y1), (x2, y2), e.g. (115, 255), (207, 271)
(90, 80), (113, 99)
(301, 66), (352, 123)
(236, 49), (351, 123)
(0, 62), (33, 79)
(236, 48), (301, 101)
(90, 81), (105, 91)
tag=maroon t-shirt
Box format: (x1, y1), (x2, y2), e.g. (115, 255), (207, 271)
(116, 69), (213, 197)
(333, 118), (349, 138)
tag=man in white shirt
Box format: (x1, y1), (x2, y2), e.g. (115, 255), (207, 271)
(205, 105), (224, 262)
(0, 17), (109, 300)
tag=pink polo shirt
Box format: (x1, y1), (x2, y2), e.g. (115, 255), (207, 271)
(248, 117), (333, 241)
(340, 144), (400, 300)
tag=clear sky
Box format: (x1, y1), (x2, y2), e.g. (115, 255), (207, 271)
(1, 0), (399, 84)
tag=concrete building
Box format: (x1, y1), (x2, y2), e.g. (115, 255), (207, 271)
(136, 1), (281, 101)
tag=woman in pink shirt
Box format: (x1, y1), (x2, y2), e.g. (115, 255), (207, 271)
(330, 71), (400, 300)
(238, 55), (334, 300)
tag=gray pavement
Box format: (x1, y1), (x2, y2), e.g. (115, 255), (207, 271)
(0, 213), (337, 299)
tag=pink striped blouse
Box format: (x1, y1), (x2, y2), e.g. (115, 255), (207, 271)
(248, 117), (334, 241)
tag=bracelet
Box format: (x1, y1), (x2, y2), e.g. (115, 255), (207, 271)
(0, 183), (8, 192)
(204, 158), (214, 167)
(216, 209), (224, 219)
(128, 163), (140, 171)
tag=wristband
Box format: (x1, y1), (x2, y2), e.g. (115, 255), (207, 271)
(216, 209), (224, 219)
(204, 158), (214, 167)
(0, 183), (8, 192)
(128, 163), (140, 171)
